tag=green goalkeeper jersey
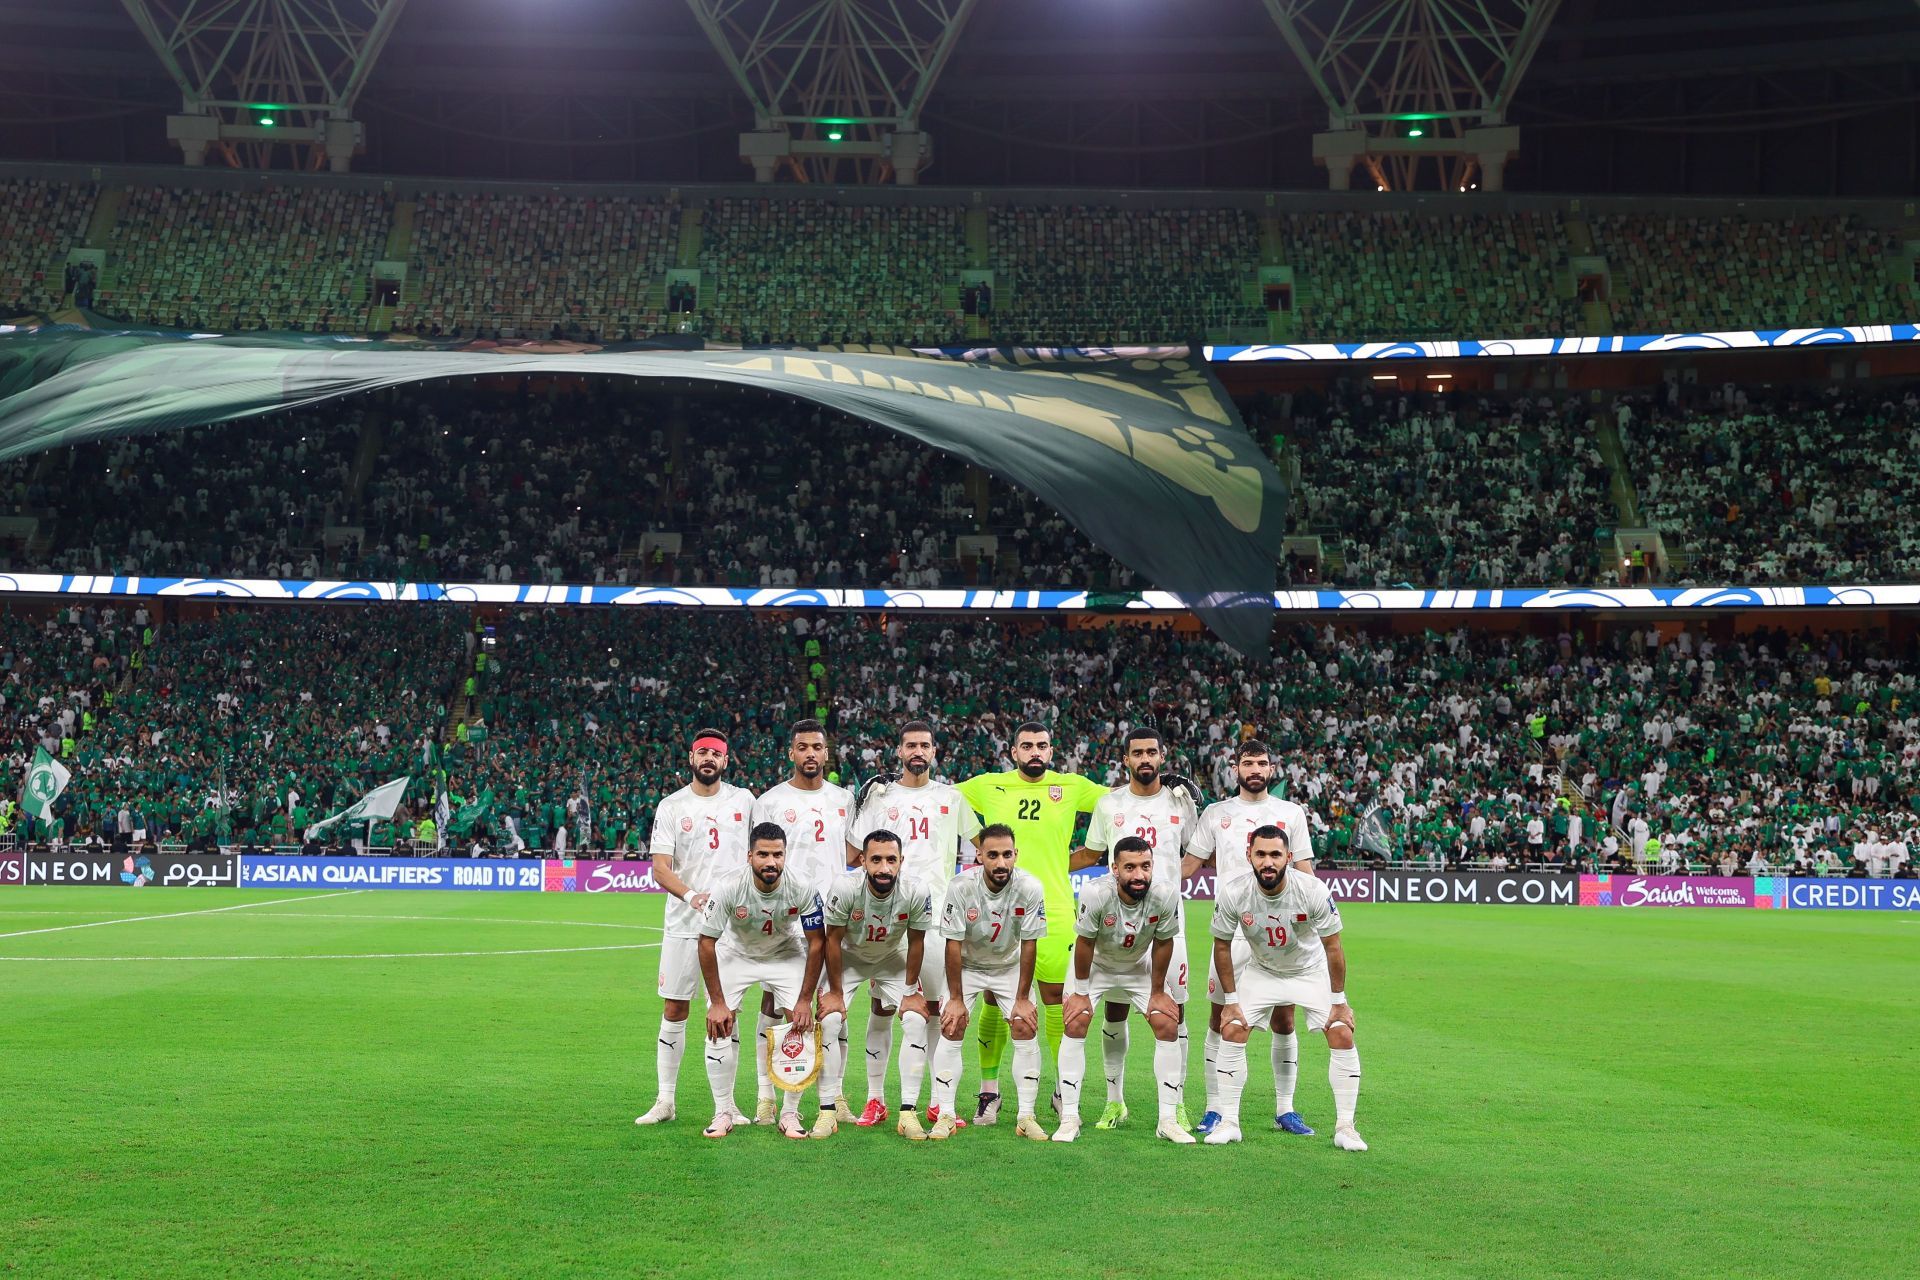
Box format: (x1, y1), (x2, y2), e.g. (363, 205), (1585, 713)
(956, 769), (1106, 947)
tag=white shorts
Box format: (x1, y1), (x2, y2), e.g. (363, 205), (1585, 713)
(658, 934), (702, 1002)
(957, 965), (1029, 1019)
(913, 936), (949, 1005)
(1205, 936), (1253, 1004)
(1085, 963), (1158, 1017)
(841, 950), (913, 1010)
(1234, 963), (1336, 1034)
(717, 949), (809, 1015)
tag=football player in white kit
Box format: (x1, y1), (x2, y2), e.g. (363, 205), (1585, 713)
(1054, 836), (1192, 1145)
(1206, 825), (1363, 1150)
(927, 825), (1048, 1142)
(636, 727), (757, 1128)
(846, 720), (980, 1135)
(750, 719), (853, 1122)
(696, 823), (826, 1140)
(1076, 725), (1200, 1131)
(814, 830), (934, 1138)
(1185, 739), (1316, 1138)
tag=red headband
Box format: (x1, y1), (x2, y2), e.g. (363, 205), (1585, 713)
(692, 736), (728, 755)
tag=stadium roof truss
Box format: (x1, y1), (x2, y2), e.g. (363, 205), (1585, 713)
(681, 0), (980, 184)
(1260, 0), (1561, 191)
(115, 0), (411, 171)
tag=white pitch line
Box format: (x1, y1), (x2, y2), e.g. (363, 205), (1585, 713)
(0, 889), (366, 940)
(0, 941), (662, 962)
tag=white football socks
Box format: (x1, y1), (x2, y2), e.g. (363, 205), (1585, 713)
(1175, 1021), (1190, 1095)
(1102, 1022), (1129, 1104)
(818, 1011), (847, 1111)
(900, 1012), (930, 1110)
(655, 1017), (688, 1106)
(1214, 1038), (1248, 1127)
(1330, 1045), (1361, 1128)
(1154, 1037), (1184, 1125)
(865, 1013), (894, 1103)
(754, 1011), (777, 1104)
(705, 1032), (739, 1114)
(1203, 1027), (1222, 1112)
(1273, 1031), (1299, 1114)
(1012, 1035), (1041, 1116)
(930, 1034), (964, 1116)
(1056, 1034), (1087, 1123)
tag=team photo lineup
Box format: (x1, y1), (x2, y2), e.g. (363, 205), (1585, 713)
(634, 718), (1364, 1150)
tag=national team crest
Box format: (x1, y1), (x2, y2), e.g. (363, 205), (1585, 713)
(766, 1021), (823, 1092)
(1241, 913), (1255, 927)
(1220, 817), (1232, 829)
(681, 817), (694, 832)
(851, 910), (864, 921)
(966, 907), (980, 922)
(784, 809), (797, 824)
(1048, 786), (1063, 802)
(888, 807), (900, 821)
(734, 906), (750, 920)
(1102, 914), (1117, 927)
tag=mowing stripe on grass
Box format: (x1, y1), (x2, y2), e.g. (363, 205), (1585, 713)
(0, 941), (663, 962)
(0, 889), (366, 940)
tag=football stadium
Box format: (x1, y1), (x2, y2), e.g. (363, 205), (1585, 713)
(3, 1), (1919, 1276)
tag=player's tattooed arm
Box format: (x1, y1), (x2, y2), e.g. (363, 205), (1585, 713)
(654, 853), (708, 913)
(698, 937), (733, 1041)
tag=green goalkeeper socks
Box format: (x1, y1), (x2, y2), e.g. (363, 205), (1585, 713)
(1043, 1001), (1064, 1061)
(977, 1003), (1008, 1081)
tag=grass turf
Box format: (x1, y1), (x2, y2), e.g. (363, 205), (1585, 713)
(0, 887), (1914, 1278)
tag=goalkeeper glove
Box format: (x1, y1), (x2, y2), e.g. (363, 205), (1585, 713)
(1161, 772), (1204, 810)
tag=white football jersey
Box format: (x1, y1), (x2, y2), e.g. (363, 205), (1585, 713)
(701, 870), (823, 963)
(1189, 793), (1315, 891)
(822, 870), (935, 966)
(1072, 875), (1181, 971)
(939, 867), (1047, 972)
(1209, 872), (1341, 981)
(753, 779), (854, 893)
(1084, 783), (1197, 893)
(649, 781), (757, 937)
(848, 779), (980, 897)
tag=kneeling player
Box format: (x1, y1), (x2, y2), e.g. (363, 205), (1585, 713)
(1206, 825), (1365, 1150)
(815, 831), (934, 1138)
(696, 823), (825, 1140)
(928, 825), (1048, 1141)
(1055, 837), (1192, 1144)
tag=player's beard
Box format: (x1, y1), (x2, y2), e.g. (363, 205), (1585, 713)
(797, 759), (821, 779)
(866, 871), (896, 897)
(1132, 762), (1158, 787)
(754, 865), (783, 890)
(903, 756), (929, 777)
(1119, 875), (1151, 902)
(1255, 865), (1286, 892)
(1017, 757), (1048, 780)
(984, 866), (1012, 892)
(694, 762), (722, 785)
(1240, 773), (1270, 795)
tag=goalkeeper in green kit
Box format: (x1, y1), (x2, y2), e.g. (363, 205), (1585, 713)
(955, 721), (1106, 1125)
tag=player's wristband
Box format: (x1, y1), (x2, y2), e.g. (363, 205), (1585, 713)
(1219, 990), (1237, 1005)
(1331, 991), (1348, 1004)
(904, 984), (922, 997)
(1065, 974), (1087, 997)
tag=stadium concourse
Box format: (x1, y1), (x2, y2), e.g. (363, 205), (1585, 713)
(3, 602), (1916, 879)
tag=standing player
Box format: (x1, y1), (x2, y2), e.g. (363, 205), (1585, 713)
(635, 727), (756, 1127)
(1054, 836), (1192, 1144)
(956, 722), (1105, 1124)
(927, 825), (1049, 1141)
(1183, 738), (1317, 1137)
(751, 719), (854, 1122)
(814, 830), (934, 1138)
(1206, 826), (1364, 1151)
(1076, 725), (1200, 1130)
(696, 823), (826, 1140)
(846, 721), (980, 1134)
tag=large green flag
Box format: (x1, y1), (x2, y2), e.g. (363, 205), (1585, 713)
(447, 788), (496, 838)
(0, 326), (1286, 653)
(21, 746), (69, 822)
(306, 776), (411, 839)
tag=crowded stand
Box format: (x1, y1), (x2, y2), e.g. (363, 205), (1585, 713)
(99, 185), (391, 332)
(1624, 381), (1920, 585)
(694, 198), (963, 346)
(986, 205), (1265, 344)
(1595, 212), (1911, 335)
(395, 192), (679, 339)
(0, 178), (95, 314)
(1277, 210), (1581, 341)
(7, 606), (1915, 881)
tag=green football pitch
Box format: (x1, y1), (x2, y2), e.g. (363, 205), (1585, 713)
(2, 888), (1914, 1279)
